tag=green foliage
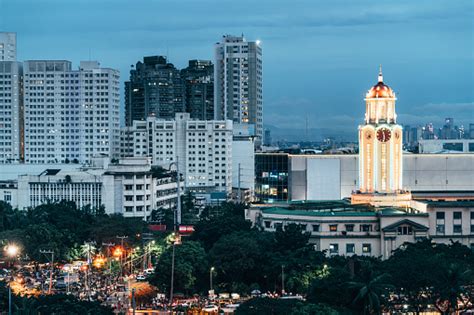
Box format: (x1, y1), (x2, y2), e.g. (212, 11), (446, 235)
(235, 298), (338, 315)
(209, 230), (272, 292)
(149, 240), (208, 294)
(0, 282), (113, 314)
(0, 201), (148, 262)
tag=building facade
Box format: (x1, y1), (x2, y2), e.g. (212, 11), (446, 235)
(214, 35), (263, 145)
(247, 200), (474, 259)
(181, 60), (214, 120)
(0, 32), (16, 61)
(352, 68), (410, 206)
(0, 60), (22, 163)
(418, 139), (474, 153)
(23, 60), (120, 164)
(125, 56), (185, 125)
(1, 157), (183, 218)
(121, 113), (233, 194)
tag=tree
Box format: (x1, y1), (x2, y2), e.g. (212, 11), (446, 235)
(191, 203), (251, 251)
(274, 223), (310, 252)
(149, 240), (208, 294)
(235, 298), (338, 315)
(209, 230), (274, 293)
(348, 267), (392, 315)
(130, 282), (158, 306)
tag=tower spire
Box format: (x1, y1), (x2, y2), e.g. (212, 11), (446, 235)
(378, 64), (383, 82)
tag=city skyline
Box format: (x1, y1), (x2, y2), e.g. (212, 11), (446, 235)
(1, 1), (472, 140)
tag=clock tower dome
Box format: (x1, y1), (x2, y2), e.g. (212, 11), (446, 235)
(351, 67), (411, 207)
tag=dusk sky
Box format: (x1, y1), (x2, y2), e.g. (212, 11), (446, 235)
(1, 0), (473, 139)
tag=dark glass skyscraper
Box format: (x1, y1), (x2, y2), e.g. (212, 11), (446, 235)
(125, 56), (185, 125)
(181, 60), (214, 120)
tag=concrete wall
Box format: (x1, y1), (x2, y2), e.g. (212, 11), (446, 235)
(289, 154), (474, 201)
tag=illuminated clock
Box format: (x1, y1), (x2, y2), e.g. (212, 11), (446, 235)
(365, 131), (372, 140)
(376, 128), (391, 142)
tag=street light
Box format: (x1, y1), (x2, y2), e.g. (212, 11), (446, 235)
(210, 267), (215, 292)
(4, 244), (19, 257)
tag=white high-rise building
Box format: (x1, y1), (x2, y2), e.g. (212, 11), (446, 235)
(23, 60), (120, 164)
(214, 35), (263, 146)
(0, 61), (22, 163)
(121, 113), (233, 194)
(0, 32), (21, 164)
(0, 32), (16, 61)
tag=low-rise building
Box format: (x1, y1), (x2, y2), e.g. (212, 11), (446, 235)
(418, 139), (474, 153)
(1, 157), (183, 219)
(255, 153), (474, 202)
(247, 199), (474, 259)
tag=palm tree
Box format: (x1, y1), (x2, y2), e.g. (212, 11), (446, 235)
(349, 268), (393, 315)
(435, 263), (473, 314)
(80, 242), (97, 264)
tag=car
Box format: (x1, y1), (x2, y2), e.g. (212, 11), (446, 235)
(202, 305), (219, 313)
(136, 274), (146, 281)
(144, 268), (154, 275)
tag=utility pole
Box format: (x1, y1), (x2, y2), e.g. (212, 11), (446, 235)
(237, 163), (241, 203)
(116, 236), (128, 277)
(176, 155), (182, 226)
(281, 265), (285, 296)
(39, 250), (54, 294)
(102, 242), (115, 274)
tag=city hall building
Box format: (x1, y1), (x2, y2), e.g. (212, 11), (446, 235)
(248, 69), (474, 258)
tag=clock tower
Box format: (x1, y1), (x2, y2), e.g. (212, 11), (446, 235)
(351, 67), (411, 207)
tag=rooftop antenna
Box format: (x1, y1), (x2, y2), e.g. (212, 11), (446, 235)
(378, 64), (383, 82)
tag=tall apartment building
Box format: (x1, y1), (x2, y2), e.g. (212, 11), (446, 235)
(0, 59), (22, 163)
(120, 113), (233, 194)
(0, 32), (16, 61)
(214, 35), (263, 145)
(125, 56), (185, 125)
(181, 60), (214, 120)
(23, 60), (120, 164)
(0, 32), (22, 163)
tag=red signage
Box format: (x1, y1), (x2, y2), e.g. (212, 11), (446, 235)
(178, 225), (195, 234)
(148, 224), (167, 232)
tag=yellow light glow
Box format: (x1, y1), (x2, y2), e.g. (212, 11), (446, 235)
(5, 244), (19, 257)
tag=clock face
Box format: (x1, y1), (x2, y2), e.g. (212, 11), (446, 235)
(365, 131), (372, 140)
(376, 128), (391, 142)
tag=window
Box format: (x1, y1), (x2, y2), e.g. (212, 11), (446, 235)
(125, 185), (133, 191)
(125, 206), (133, 212)
(345, 224), (354, 232)
(329, 224), (338, 232)
(274, 223), (282, 231)
(264, 221), (271, 228)
(329, 244), (339, 254)
(136, 184), (143, 190)
(361, 224), (372, 232)
(346, 244), (355, 254)
(453, 212), (462, 220)
(453, 225), (462, 234)
(362, 244), (372, 254)
(397, 226), (413, 235)
(436, 224), (445, 235)
(436, 212), (445, 220)
(125, 196), (133, 201)
(312, 224), (320, 232)
(136, 206), (143, 212)
(471, 212), (474, 234)
(136, 195), (143, 201)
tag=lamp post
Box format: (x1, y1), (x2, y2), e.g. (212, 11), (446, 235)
(210, 267), (215, 292)
(4, 244), (19, 315)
